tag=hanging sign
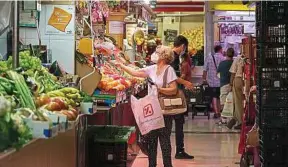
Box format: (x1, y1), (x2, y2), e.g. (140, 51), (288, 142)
(45, 5), (75, 35)
(20, 10), (38, 27)
(244, 23), (255, 34)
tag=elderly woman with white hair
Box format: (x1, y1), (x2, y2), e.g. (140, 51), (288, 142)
(115, 45), (177, 167)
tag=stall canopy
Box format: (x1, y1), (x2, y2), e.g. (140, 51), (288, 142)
(153, 1), (204, 12)
(0, 1), (12, 35)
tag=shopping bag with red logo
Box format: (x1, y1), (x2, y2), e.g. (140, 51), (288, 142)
(130, 86), (165, 135)
(221, 92), (234, 118)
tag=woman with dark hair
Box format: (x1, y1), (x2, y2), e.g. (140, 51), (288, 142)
(180, 52), (192, 85)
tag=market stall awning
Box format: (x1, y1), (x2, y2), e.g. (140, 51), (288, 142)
(209, 1), (255, 11)
(153, 1), (204, 12)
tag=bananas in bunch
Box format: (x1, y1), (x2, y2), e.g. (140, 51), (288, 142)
(181, 26), (204, 51)
(46, 87), (82, 107)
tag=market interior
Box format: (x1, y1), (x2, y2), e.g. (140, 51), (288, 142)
(0, 1), (285, 167)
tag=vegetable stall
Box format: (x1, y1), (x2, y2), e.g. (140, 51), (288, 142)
(0, 50), (81, 167)
(0, 1), (153, 166)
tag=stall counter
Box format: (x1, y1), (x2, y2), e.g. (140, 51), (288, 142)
(0, 130), (75, 167)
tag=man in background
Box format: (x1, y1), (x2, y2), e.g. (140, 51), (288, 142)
(170, 35), (194, 159)
(217, 48), (235, 124)
(203, 45), (225, 119)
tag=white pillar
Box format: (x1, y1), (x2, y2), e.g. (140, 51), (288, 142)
(204, 2), (214, 58)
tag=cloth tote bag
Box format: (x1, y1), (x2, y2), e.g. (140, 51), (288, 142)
(131, 86), (165, 135)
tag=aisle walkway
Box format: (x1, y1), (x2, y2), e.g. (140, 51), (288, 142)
(130, 116), (241, 167)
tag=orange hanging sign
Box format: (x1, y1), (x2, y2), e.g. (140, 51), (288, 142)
(48, 7), (72, 32)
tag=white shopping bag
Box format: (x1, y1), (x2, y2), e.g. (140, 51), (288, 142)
(221, 92), (234, 118)
(130, 86), (165, 135)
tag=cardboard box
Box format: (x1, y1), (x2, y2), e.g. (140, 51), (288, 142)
(80, 102), (94, 114)
(67, 121), (76, 130)
(76, 60), (102, 95)
(57, 114), (68, 132)
(48, 113), (59, 126)
(24, 119), (58, 139)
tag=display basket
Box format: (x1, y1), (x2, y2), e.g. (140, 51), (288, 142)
(76, 115), (135, 167)
(87, 126), (134, 167)
(88, 141), (127, 167)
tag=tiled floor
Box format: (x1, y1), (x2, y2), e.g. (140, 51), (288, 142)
(130, 114), (241, 167)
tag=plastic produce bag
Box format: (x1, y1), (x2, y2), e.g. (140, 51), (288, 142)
(0, 1), (11, 32)
(130, 86), (165, 135)
(49, 61), (64, 77)
(221, 92), (234, 118)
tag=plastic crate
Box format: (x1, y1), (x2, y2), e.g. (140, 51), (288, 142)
(256, 88), (288, 108)
(259, 127), (288, 146)
(256, 47), (288, 67)
(260, 108), (288, 128)
(259, 127), (288, 166)
(260, 147), (288, 167)
(87, 125), (135, 143)
(256, 23), (288, 44)
(256, 2), (288, 23)
(257, 68), (288, 88)
(260, 144), (288, 167)
(88, 141), (127, 167)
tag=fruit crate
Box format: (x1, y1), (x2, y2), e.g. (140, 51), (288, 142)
(256, 1), (288, 23)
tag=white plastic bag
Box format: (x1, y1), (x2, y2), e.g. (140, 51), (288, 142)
(221, 92), (234, 118)
(130, 86), (165, 135)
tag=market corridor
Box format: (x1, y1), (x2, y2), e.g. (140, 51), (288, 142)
(130, 117), (240, 167)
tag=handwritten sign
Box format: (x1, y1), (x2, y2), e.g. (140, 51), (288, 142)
(109, 21), (124, 34)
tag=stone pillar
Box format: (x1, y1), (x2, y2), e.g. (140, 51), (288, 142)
(204, 2), (214, 58)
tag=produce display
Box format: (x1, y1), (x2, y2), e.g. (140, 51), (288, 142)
(181, 26), (204, 53)
(134, 29), (145, 46)
(0, 96), (32, 152)
(76, 47), (145, 92)
(107, 0), (127, 13)
(35, 95), (79, 121)
(98, 54), (145, 92)
(0, 50), (83, 152)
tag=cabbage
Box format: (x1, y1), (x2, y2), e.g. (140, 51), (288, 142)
(0, 96), (12, 116)
(0, 96), (32, 151)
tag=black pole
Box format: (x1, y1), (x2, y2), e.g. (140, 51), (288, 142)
(12, 0), (19, 69)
